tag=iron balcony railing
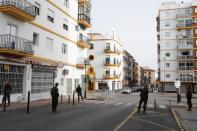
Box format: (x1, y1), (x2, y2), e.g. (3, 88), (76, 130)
(78, 33), (91, 44)
(103, 74), (120, 78)
(177, 55), (193, 59)
(176, 23), (192, 28)
(0, 34), (34, 53)
(0, 0), (36, 16)
(178, 67), (193, 71)
(78, 14), (91, 24)
(177, 43), (192, 49)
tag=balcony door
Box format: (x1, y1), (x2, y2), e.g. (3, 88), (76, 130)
(6, 23), (18, 49)
(7, 23), (17, 36)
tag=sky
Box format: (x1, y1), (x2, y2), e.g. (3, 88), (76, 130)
(90, 0), (192, 70)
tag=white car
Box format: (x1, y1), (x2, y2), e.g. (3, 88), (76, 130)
(122, 87), (132, 94)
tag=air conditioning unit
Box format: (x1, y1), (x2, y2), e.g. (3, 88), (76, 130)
(62, 69), (69, 75)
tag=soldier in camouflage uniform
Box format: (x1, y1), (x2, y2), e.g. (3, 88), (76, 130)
(51, 83), (59, 113)
(138, 86), (149, 114)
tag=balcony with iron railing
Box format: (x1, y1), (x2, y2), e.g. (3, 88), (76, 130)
(178, 66), (193, 71)
(177, 42), (192, 49)
(104, 47), (120, 54)
(176, 34), (191, 39)
(103, 74), (116, 79)
(78, 0), (91, 28)
(77, 34), (91, 48)
(0, 34), (34, 57)
(103, 73), (120, 79)
(104, 59), (121, 67)
(180, 77), (193, 82)
(0, 0), (36, 21)
(176, 23), (192, 30)
(177, 55), (193, 60)
(176, 8), (192, 18)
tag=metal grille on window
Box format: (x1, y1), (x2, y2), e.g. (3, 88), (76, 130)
(31, 70), (53, 94)
(0, 64), (23, 95)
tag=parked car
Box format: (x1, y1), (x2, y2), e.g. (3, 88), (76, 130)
(122, 87), (132, 94)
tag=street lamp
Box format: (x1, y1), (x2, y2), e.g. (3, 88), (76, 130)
(84, 59), (88, 99)
(163, 57), (166, 93)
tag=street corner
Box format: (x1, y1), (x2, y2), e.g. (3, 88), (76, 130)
(118, 107), (180, 131)
(171, 108), (186, 131)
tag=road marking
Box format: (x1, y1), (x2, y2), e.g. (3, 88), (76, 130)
(171, 108), (185, 131)
(133, 117), (176, 131)
(125, 102), (133, 107)
(136, 114), (169, 118)
(159, 105), (167, 109)
(84, 100), (96, 104)
(94, 101), (106, 104)
(136, 104), (153, 108)
(105, 102), (115, 105)
(113, 109), (137, 131)
(114, 102), (123, 106)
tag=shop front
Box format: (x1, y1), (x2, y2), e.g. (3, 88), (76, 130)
(31, 64), (56, 100)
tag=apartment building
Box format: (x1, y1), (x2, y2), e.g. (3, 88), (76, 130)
(0, 0), (91, 102)
(157, 1), (197, 93)
(88, 32), (123, 91)
(133, 62), (139, 87)
(143, 67), (155, 88)
(122, 50), (134, 88)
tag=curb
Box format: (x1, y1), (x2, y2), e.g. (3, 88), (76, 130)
(171, 108), (186, 131)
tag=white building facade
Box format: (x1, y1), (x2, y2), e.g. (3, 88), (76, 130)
(0, 0), (91, 102)
(88, 33), (123, 91)
(157, 1), (197, 93)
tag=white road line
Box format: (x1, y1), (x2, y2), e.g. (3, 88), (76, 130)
(94, 101), (107, 104)
(125, 102), (134, 107)
(114, 102), (123, 106)
(84, 100), (97, 103)
(105, 102), (115, 105)
(159, 105), (167, 109)
(136, 104), (154, 108)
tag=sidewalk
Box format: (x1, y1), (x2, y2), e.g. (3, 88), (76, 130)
(170, 98), (197, 131)
(158, 93), (197, 98)
(0, 95), (80, 112)
(172, 107), (197, 131)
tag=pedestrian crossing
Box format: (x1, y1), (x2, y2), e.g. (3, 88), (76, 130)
(82, 100), (168, 109)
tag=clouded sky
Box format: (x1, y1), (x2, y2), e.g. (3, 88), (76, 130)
(90, 0), (192, 70)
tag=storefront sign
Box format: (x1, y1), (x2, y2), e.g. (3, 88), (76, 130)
(32, 64), (56, 71)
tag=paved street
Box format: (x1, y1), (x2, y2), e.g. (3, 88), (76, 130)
(0, 93), (181, 131)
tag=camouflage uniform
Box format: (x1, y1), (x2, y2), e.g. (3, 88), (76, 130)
(51, 83), (59, 112)
(138, 87), (149, 113)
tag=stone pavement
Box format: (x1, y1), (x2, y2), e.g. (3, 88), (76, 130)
(171, 102), (197, 131)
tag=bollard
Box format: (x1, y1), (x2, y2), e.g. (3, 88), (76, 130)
(27, 91), (30, 114)
(68, 95), (70, 104)
(154, 99), (157, 110)
(73, 91), (75, 106)
(61, 95), (63, 104)
(3, 92), (6, 112)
